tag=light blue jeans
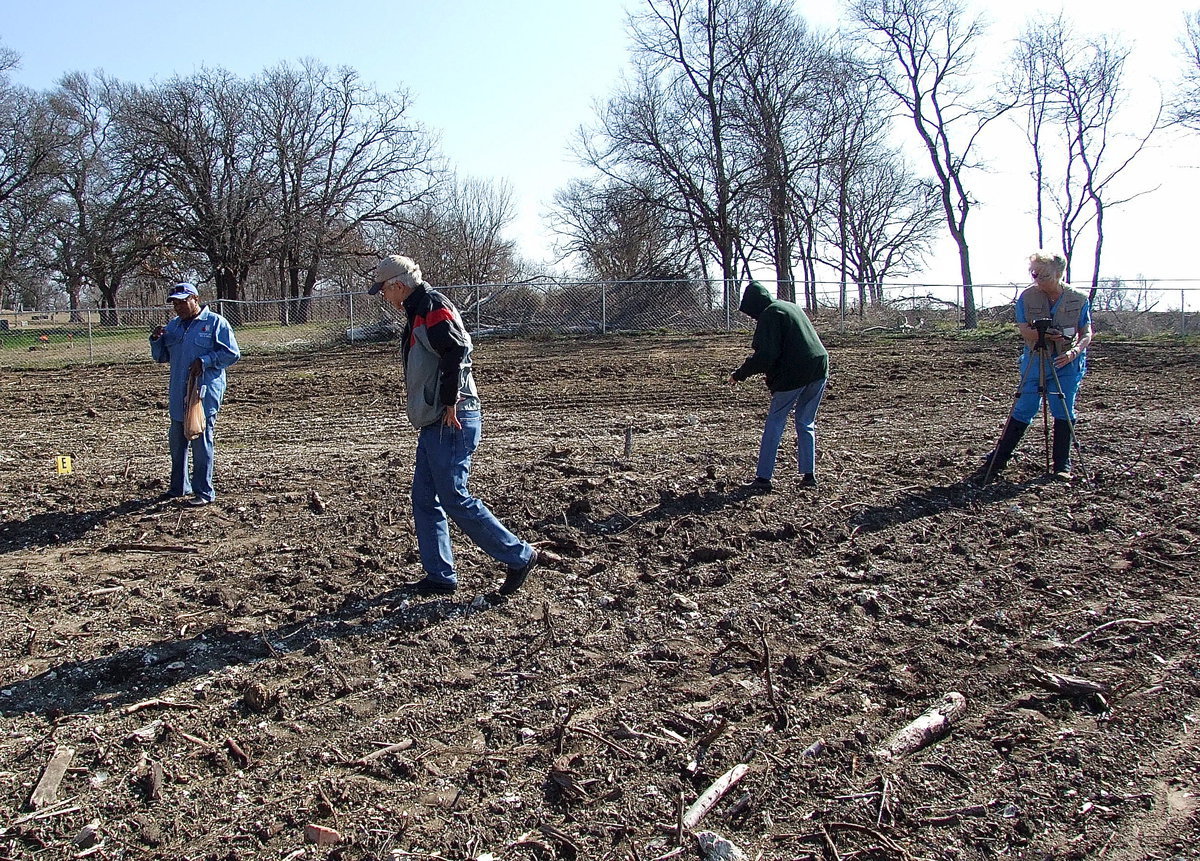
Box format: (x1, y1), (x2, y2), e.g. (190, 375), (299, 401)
(412, 412), (533, 586)
(1012, 353), (1083, 422)
(169, 416), (216, 501)
(756, 379), (827, 480)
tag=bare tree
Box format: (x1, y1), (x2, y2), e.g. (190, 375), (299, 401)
(0, 172), (56, 311)
(582, 0), (760, 316)
(255, 60), (442, 322)
(1012, 16), (1162, 297)
(0, 58), (64, 210)
(851, 0), (1014, 328)
(550, 177), (696, 282)
(1170, 11), (1200, 131)
(1004, 22), (1057, 249)
(116, 70), (276, 307)
(0, 45), (68, 310)
(723, 0), (830, 303)
(831, 163), (942, 306)
(814, 46), (901, 316)
(45, 73), (171, 322)
(398, 175), (521, 287)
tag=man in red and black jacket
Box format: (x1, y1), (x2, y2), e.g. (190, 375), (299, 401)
(369, 254), (538, 597)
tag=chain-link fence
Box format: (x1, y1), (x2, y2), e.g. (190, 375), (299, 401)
(2, 278), (1197, 368)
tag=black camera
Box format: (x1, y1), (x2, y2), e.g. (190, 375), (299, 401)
(1031, 318), (1053, 334)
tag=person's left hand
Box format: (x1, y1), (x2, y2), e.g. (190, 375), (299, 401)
(1054, 348), (1078, 369)
(442, 404), (462, 429)
(190, 359), (203, 376)
(729, 373), (739, 387)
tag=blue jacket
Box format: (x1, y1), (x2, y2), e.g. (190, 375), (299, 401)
(149, 306), (240, 420)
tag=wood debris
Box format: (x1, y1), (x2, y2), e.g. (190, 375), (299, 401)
(28, 745), (75, 810)
(876, 692), (968, 761)
(682, 763), (750, 831)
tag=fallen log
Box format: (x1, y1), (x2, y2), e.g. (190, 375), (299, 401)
(875, 692), (967, 761)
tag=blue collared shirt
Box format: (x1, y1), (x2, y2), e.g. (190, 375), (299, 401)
(149, 306), (240, 420)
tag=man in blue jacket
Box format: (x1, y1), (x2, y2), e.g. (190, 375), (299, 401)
(149, 283), (240, 506)
(731, 281), (829, 492)
(369, 254), (538, 597)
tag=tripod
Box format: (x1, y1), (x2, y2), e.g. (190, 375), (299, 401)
(980, 321), (1089, 484)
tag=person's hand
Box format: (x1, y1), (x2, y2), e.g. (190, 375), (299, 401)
(1054, 348), (1079, 369)
(190, 358), (203, 376)
(729, 373), (739, 387)
(442, 404), (462, 429)
(151, 325), (165, 340)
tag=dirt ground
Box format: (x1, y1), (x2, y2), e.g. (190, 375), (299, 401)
(1, 332), (1197, 861)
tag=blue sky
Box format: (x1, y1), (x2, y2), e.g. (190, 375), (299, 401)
(2, 0), (1198, 298)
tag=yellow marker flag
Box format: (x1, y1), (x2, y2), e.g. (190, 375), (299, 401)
(55, 456), (73, 475)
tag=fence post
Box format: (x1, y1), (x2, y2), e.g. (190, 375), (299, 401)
(1182, 289), (1187, 337)
(475, 283), (481, 335)
(601, 282), (607, 335)
(87, 310), (94, 363)
(347, 292), (355, 342)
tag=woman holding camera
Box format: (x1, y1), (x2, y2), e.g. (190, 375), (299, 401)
(978, 251), (1094, 481)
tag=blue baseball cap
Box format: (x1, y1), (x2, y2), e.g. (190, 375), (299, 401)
(167, 283), (198, 302)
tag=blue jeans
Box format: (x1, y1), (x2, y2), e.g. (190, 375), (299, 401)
(1012, 354), (1082, 422)
(412, 412), (533, 586)
(169, 416), (216, 501)
(756, 379), (827, 480)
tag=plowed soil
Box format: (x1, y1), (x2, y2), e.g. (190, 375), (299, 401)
(1, 332), (1197, 861)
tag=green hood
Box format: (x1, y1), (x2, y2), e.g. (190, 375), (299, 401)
(738, 280), (774, 319)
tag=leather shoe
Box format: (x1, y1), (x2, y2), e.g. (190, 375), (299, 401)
(407, 576), (457, 596)
(500, 550), (538, 596)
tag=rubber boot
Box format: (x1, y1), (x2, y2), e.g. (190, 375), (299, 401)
(1052, 418), (1074, 479)
(975, 418), (1029, 482)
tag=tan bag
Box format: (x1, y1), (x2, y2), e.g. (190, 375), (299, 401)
(183, 368), (206, 441)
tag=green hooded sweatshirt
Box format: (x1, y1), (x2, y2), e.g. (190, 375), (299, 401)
(731, 281), (828, 392)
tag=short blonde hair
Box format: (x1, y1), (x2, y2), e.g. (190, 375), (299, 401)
(1029, 250), (1067, 280)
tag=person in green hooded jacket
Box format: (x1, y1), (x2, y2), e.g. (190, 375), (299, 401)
(730, 281), (829, 491)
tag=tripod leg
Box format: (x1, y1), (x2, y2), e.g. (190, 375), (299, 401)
(1045, 358), (1089, 483)
(1038, 351), (1052, 474)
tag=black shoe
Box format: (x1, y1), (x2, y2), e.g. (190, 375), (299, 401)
(798, 473), (818, 488)
(407, 576), (457, 596)
(500, 550), (538, 596)
(748, 477), (773, 493)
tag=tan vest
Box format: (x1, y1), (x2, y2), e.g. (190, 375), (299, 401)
(1020, 285), (1087, 353)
